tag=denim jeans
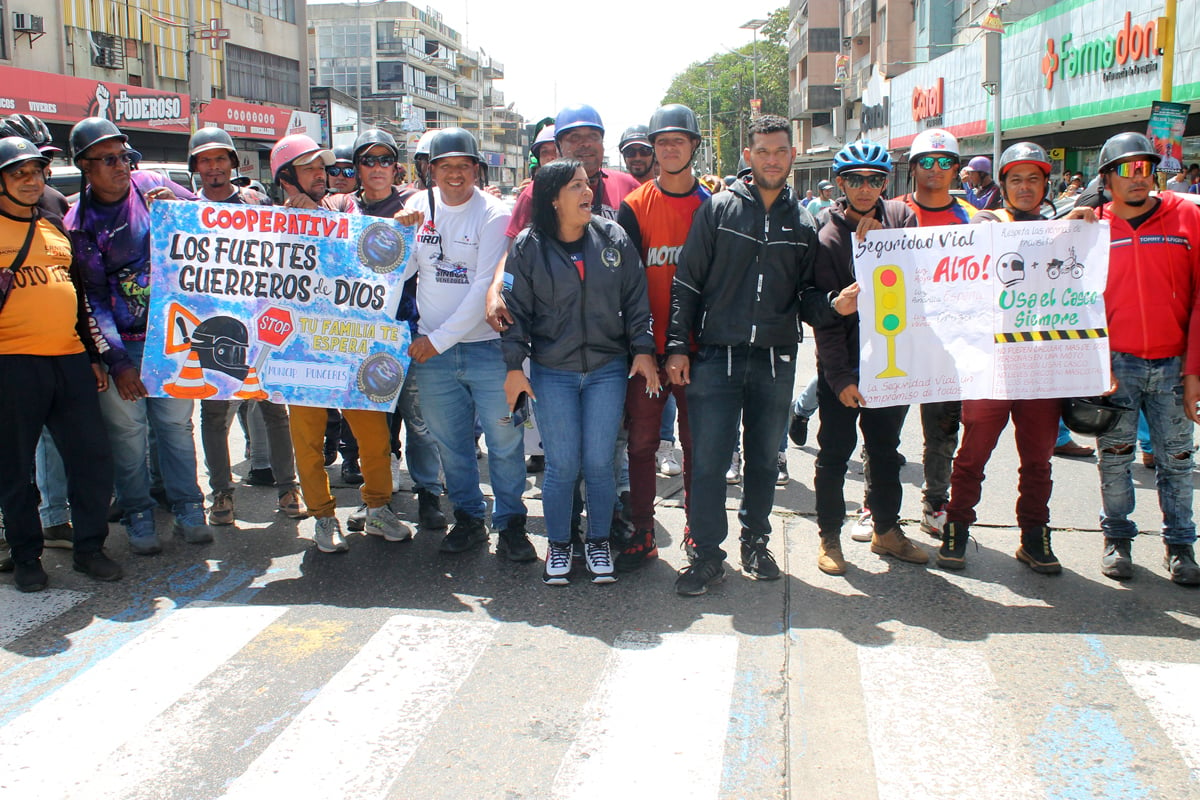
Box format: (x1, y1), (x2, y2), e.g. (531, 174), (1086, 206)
(531, 358), (627, 544)
(1097, 353), (1195, 544)
(391, 369), (444, 495)
(687, 344), (795, 560)
(412, 339), (526, 528)
(36, 428), (71, 527)
(814, 372), (909, 535)
(793, 373), (819, 418)
(98, 340), (203, 520)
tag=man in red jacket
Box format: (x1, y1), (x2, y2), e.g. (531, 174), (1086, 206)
(1094, 132), (1200, 586)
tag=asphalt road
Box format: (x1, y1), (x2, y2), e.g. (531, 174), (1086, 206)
(3, 344), (1199, 800)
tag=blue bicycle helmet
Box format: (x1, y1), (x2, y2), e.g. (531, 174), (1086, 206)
(833, 140), (892, 175)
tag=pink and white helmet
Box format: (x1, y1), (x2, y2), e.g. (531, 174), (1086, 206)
(270, 134), (334, 178)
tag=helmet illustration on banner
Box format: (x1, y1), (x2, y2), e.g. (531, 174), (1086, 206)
(190, 316), (251, 381)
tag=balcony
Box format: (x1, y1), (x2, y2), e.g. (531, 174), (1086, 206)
(850, 0), (872, 37)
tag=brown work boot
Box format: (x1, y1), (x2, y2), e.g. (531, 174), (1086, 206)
(208, 492), (235, 526)
(871, 526), (929, 565)
(817, 535), (847, 575)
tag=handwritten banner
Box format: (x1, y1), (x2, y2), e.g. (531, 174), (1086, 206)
(143, 201), (414, 411)
(854, 219), (1112, 406)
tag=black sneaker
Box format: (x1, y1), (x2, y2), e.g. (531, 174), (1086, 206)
(616, 527), (659, 572)
(740, 536), (781, 580)
(1016, 526), (1062, 575)
(417, 489), (448, 529)
(937, 521), (969, 570)
(324, 448), (337, 467)
(525, 454), (545, 473)
(245, 467), (276, 487)
(788, 410), (809, 447)
(439, 510), (488, 553)
(675, 557), (726, 596)
(1101, 537), (1134, 580)
(1164, 544), (1200, 586)
(14, 558), (48, 593)
(681, 527), (698, 564)
(340, 461), (364, 486)
(73, 550), (123, 582)
(41, 523), (74, 550)
(496, 516), (537, 562)
(346, 503), (368, 532)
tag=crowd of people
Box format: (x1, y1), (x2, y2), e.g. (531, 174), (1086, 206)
(1, 102), (1199, 596)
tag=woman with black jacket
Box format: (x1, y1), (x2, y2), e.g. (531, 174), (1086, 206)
(501, 159), (659, 586)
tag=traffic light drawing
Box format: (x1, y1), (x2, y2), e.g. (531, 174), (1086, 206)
(873, 265), (907, 378)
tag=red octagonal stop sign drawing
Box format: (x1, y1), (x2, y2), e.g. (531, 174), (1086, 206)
(257, 306), (296, 348)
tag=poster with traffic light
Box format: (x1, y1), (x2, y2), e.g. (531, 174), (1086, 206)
(853, 219), (1111, 407)
(141, 201), (415, 411)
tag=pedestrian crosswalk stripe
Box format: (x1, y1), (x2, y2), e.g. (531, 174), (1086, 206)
(1119, 660), (1200, 782)
(0, 603), (287, 796)
(221, 614), (497, 800)
(858, 646), (1043, 800)
(552, 631), (739, 799)
(0, 587), (89, 647)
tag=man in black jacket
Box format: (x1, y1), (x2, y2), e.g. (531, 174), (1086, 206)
(666, 115), (855, 595)
(810, 141), (924, 576)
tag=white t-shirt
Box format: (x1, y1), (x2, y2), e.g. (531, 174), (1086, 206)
(403, 187), (511, 352)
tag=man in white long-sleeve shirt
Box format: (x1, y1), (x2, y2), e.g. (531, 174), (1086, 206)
(396, 128), (535, 561)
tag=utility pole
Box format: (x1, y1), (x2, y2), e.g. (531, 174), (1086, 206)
(741, 18), (767, 117)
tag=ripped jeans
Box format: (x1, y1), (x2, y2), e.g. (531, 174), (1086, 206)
(1097, 353), (1195, 544)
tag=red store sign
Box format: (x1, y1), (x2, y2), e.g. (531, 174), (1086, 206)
(0, 65), (189, 134)
(912, 78), (945, 121)
(199, 99), (311, 141)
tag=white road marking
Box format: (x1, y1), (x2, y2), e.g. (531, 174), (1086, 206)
(221, 614), (497, 800)
(858, 645), (1043, 800)
(1119, 659), (1200, 781)
(0, 603), (287, 796)
(0, 587), (89, 646)
(552, 631), (739, 800)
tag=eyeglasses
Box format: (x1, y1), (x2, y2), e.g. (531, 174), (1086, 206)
(358, 155), (396, 168)
(84, 152), (136, 168)
(1111, 160), (1156, 179)
(841, 172), (887, 189)
(327, 166), (356, 178)
(623, 146), (653, 158)
(914, 155), (957, 171)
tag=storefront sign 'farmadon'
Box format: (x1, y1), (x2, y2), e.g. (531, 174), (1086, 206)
(854, 220), (1112, 407)
(142, 201), (415, 411)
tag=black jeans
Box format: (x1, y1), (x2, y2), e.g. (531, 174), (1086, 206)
(0, 353), (113, 562)
(814, 371), (909, 536)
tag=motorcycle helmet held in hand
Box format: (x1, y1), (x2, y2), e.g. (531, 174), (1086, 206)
(1061, 396), (1133, 437)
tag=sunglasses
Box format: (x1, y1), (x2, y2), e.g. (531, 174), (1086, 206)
(326, 166), (356, 178)
(84, 152), (136, 168)
(1111, 160), (1156, 179)
(623, 146), (653, 158)
(358, 155), (396, 168)
(841, 172), (887, 189)
(914, 155), (957, 171)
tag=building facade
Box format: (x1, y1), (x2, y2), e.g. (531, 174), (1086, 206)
(307, 1), (524, 190)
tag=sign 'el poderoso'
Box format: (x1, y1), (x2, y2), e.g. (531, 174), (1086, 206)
(141, 201), (415, 412)
(853, 219), (1112, 407)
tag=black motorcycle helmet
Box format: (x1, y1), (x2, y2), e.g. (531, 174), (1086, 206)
(352, 129), (399, 162)
(0, 136), (50, 207)
(69, 117), (129, 163)
(428, 127), (485, 165)
(1061, 396), (1133, 436)
(188, 127), (239, 172)
(1097, 132), (1160, 173)
(0, 114), (61, 155)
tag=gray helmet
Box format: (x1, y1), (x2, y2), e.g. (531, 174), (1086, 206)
(332, 144), (355, 164)
(648, 104), (701, 142)
(352, 129), (399, 162)
(428, 127), (484, 165)
(188, 127), (238, 172)
(618, 125), (651, 152)
(69, 117), (128, 162)
(997, 142), (1051, 179)
(1098, 132), (1160, 173)
(0, 136), (50, 172)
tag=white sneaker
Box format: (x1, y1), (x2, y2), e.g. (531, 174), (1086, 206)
(726, 452), (742, 484)
(543, 541), (572, 585)
(584, 539), (617, 584)
(313, 516), (349, 553)
(921, 506), (947, 537)
(390, 453), (402, 494)
(850, 509), (874, 542)
(657, 441), (682, 477)
(365, 504), (414, 542)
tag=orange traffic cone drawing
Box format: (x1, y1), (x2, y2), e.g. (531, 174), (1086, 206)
(233, 366), (269, 401)
(164, 349), (219, 399)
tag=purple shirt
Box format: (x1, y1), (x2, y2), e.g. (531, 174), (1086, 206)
(65, 170), (195, 375)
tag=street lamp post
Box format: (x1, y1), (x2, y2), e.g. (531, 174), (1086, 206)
(701, 61), (716, 175)
(741, 18), (767, 117)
